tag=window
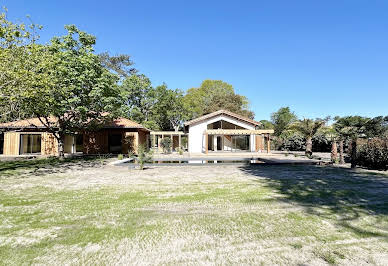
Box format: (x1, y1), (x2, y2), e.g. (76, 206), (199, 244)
(232, 135), (250, 151)
(20, 134), (41, 154)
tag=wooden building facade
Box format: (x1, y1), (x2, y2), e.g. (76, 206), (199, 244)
(0, 117), (150, 156)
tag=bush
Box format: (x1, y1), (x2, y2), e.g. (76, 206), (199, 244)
(279, 133), (305, 151)
(357, 138), (388, 170)
(117, 154), (124, 160)
(312, 133), (332, 152)
(160, 137), (172, 154)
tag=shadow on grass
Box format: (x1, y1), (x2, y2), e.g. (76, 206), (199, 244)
(0, 156), (109, 178)
(239, 164), (388, 238)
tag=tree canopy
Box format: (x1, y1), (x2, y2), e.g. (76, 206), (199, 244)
(183, 80), (254, 120)
(270, 107), (298, 136)
(0, 13), (120, 157)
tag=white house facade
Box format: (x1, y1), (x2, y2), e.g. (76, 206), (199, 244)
(184, 110), (274, 154)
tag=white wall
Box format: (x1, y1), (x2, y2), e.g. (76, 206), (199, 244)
(188, 114), (256, 153)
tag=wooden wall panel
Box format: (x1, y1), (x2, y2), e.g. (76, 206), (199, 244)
(41, 132), (58, 156)
(83, 131), (109, 154)
(3, 132), (20, 155)
(255, 135), (264, 152)
(125, 132), (138, 154)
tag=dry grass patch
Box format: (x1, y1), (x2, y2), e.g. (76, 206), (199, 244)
(0, 161), (387, 265)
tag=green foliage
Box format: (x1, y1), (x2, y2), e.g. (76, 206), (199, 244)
(289, 118), (327, 139)
(117, 154), (124, 160)
(357, 138), (388, 170)
(259, 120), (274, 129)
(131, 144), (153, 170)
(184, 80), (254, 119)
(1, 14), (121, 157)
(153, 85), (187, 131)
(120, 77), (187, 131)
(288, 118), (327, 157)
(334, 116), (388, 168)
(160, 137), (172, 154)
(99, 52), (137, 80)
(120, 74), (157, 127)
(277, 132), (306, 151)
(312, 131), (332, 152)
(271, 107), (297, 136)
(0, 8), (43, 122)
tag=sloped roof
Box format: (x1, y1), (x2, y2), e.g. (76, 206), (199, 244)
(184, 110), (261, 127)
(0, 116), (149, 131)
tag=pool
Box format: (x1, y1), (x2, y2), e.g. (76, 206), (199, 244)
(119, 157), (266, 167)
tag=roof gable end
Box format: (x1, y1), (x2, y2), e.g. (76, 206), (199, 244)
(184, 110), (260, 127)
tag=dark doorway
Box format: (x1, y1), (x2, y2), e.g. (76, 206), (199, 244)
(0, 133), (3, 154)
(217, 136), (222, 151)
(109, 134), (122, 153)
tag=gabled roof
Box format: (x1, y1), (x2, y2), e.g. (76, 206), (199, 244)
(0, 116), (149, 131)
(184, 110), (261, 127)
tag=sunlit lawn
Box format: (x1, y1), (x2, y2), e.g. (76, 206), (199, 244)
(0, 159), (387, 265)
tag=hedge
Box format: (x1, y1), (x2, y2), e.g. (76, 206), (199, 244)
(357, 138), (388, 170)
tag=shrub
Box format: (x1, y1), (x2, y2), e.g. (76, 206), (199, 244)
(160, 137), (172, 154)
(117, 154), (124, 160)
(129, 144), (153, 170)
(281, 133), (305, 151)
(357, 138), (388, 170)
(312, 133), (332, 152)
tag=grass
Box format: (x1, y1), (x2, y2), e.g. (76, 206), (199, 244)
(0, 160), (387, 265)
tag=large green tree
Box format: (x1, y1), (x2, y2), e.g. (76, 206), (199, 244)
(270, 107), (298, 136)
(184, 80), (254, 119)
(120, 74), (158, 129)
(2, 22), (120, 158)
(0, 9), (43, 123)
(153, 85), (187, 131)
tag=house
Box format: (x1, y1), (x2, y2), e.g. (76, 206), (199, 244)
(0, 110), (274, 156)
(0, 117), (150, 156)
(184, 110), (274, 153)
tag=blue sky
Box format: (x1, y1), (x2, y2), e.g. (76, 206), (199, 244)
(2, 0), (388, 120)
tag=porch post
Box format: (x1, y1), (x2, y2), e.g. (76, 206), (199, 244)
(178, 134), (181, 149)
(152, 134), (155, 150)
(267, 134), (270, 153)
(213, 135), (217, 151)
(205, 132), (208, 154)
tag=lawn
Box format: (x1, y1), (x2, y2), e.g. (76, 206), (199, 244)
(0, 159), (387, 265)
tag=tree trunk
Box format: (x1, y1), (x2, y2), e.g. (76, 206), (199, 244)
(331, 141), (338, 163)
(57, 134), (65, 160)
(339, 139), (345, 164)
(350, 138), (357, 169)
(305, 136), (313, 157)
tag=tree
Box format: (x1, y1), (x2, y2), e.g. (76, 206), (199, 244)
(289, 118), (327, 157)
(153, 85), (187, 131)
(322, 126), (338, 163)
(129, 144), (153, 170)
(333, 116), (386, 168)
(259, 120), (274, 129)
(0, 8), (43, 122)
(10, 25), (120, 158)
(120, 74), (158, 129)
(184, 80), (254, 119)
(270, 107), (297, 137)
(99, 52), (137, 80)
